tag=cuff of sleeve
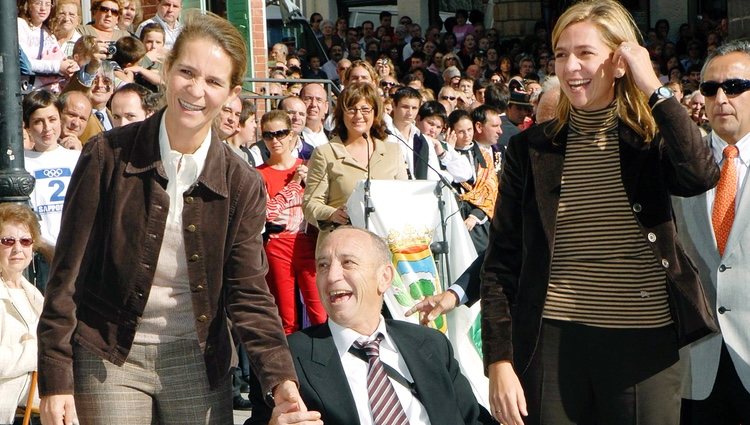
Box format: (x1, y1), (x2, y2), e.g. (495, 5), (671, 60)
(447, 284), (467, 305)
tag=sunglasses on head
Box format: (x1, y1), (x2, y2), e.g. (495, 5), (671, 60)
(261, 128), (291, 141)
(699, 79), (750, 97)
(97, 5), (120, 16)
(0, 237), (33, 247)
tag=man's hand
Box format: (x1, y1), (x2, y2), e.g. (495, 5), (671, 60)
(269, 400), (322, 425)
(488, 361), (528, 425)
(40, 394), (78, 425)
(405, 290), (459, 325)
(269, 381), (322, 424)
(59, 135), (83, 151)
(464, 215), (479, 231)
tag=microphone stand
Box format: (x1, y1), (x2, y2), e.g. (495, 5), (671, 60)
(363, 132), (374, 230)
(386, 127), (455, 284)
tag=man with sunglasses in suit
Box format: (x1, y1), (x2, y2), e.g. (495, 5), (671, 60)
(676, 39), (750, 425)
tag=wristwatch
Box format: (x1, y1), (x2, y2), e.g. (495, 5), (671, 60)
(648, 86), (675, 108)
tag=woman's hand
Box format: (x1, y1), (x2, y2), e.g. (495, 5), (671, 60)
(612, 42), (663, 96)
(444, 128), (458, 148)
(59, 59), (79, 78)
(40, 394), (78, 425)
(488, 361), (528, 425)
(328, 206), (349, 225)
(292, 164), (308, 184)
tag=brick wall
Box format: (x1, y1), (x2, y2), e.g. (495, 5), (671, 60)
(140, 0), (159, 21)
(250, 0), (268, 80)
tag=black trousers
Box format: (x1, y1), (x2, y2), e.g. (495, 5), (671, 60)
(521, 319), (682, 425)
(681, 341), (750, 425)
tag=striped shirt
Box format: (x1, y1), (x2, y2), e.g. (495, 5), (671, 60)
(543, 104), (672, 328)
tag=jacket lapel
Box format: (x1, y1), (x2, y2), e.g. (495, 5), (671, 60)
(723, 163), (750, 257)
(413, 133), (430, 180)
(390, 324), (452, 425)
(528, 125), (566, 248)
(301, 325), (361, 425)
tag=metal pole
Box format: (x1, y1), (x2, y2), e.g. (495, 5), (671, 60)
(0, 2), (35, 203)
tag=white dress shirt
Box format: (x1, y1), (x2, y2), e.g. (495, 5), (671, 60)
(329, 317), (432, 425)
(302, 126), (329, 147)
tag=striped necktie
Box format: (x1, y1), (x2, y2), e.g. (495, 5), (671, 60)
(353, 334), (409, 425)
(712, 145), (739, 256)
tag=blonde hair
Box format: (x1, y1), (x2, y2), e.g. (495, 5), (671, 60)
(550, 0), (656, 142)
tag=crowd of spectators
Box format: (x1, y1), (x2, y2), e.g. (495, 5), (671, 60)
(7, 0), (732, 420)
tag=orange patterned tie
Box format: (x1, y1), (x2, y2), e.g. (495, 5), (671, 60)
(712, 145), (739, 256)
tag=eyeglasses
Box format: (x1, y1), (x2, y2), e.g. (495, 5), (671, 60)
(97, 5), (120, 16)
(261, 128), (291, 141)
(31, 0), (52, 7)
(380, 81), (397, 88)
(0, 237), (33, 247)
(441, 96), (457, 101)
(345, 106), (373, 116)
(699, 79), (750, 97)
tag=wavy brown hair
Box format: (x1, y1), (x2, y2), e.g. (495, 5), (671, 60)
(550, 0), (656, 142)
(333, 82), (386, 141)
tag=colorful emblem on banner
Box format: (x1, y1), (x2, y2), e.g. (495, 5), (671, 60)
(387, 227), (446, 332)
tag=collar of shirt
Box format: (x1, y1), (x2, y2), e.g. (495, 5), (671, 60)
(710, 130), (750, 168)
(158, 114), (211, 221)
(329, 316), (397, 358)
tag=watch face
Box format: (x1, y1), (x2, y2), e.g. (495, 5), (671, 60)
(657, 86), (674, 98)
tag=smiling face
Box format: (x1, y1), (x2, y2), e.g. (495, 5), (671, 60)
(555, 21), (618, 111)
(315, 228), (392, 334)
(342, 99), (374, 137)
(164, 37), (241, 146)
(703, 52), (750, 144)
(26, 104), (61, 152)
(28, 0), (52, 26)
(0, 222), (35, 277)
(281, 97), (307, 134)
(56, 3), (80, 34)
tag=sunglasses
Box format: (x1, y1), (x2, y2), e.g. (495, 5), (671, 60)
(380, 81), (397, 88)
(97, 5), (120, 16)
(262, 128), (292, 141)
(0, 237), (33, 247)
(699, 79), (750, 97)
(441, 96), (457, 101)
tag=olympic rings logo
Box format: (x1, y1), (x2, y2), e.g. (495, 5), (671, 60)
(43, 168), (64, 178)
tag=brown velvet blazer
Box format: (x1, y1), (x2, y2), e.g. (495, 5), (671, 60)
(37, 109), (296, 397)
(480, 97), (720, 375)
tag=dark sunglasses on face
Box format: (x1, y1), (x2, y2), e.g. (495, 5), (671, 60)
(699, 79), (750, 97)
(98, 5), (120, 16)
(262, 128), (291, 141)
(441, 96), (457, 101)
(0, 237), (33, 247)
(380, 81), (397, 88)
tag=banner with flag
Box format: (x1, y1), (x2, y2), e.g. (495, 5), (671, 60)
(347, 180), (489, 410)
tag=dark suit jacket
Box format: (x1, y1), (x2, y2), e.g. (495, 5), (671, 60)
(480, 97), (721, 375)
(247, 320), (490, 425)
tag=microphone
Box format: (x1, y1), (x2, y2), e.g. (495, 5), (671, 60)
(363, 132), (374, 229)
(385, 128), (461, 197)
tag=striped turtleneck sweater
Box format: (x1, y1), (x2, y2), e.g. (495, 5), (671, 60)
(542, 104), (672, 328)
